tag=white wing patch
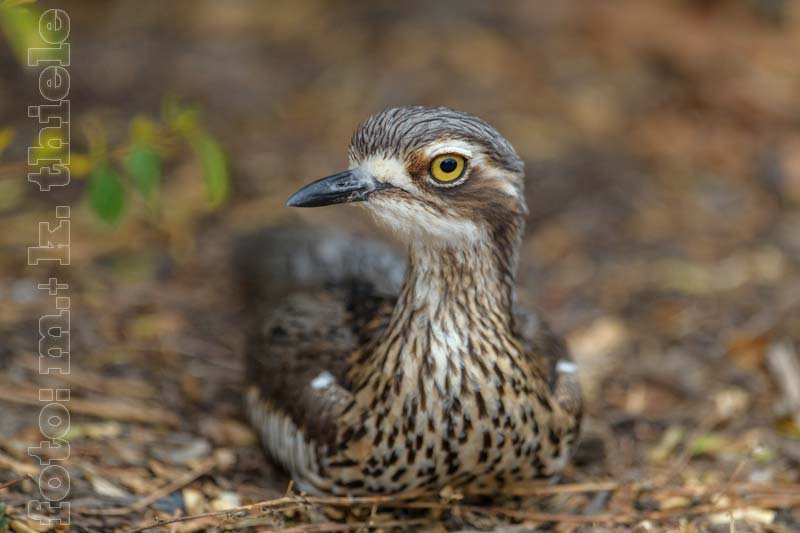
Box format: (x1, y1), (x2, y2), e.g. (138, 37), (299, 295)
(556, 360), (578, 374)
(310, 371), (336, 390)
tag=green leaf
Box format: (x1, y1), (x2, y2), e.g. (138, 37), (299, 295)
(0, 500), (9, 531)
(88, 165), (125, 223)
(689, 433), (728, 457)
(68, 153), (93, 178)
(189, 132), (229, 207)
(129, 115), (160, 145)
(162, 97), (200, 136)
(0, 127), (14, 159)
(0, 3), (44, 66)
(30, 127), (65, 163)
(125, 144), (161, 199)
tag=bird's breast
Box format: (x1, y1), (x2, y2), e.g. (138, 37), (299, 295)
(321, 336), (574, 494)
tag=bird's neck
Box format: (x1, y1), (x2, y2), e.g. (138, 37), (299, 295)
(355, 222), (524, 397)
(401, 237), (517, 331)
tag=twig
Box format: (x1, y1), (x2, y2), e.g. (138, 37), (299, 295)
(636, 495), (800, 522)
(79, 456), (217, 516)
(0, 475), (30, 491)
(466, 480), (619, 497)
(276, 519), (430, 532)
(120, 480), (800, 532)
(482, 506), (619, 523)
(486, 495), (800, 524)
(121, 482), (622, 532)
(0, 382), (180, 427)
(14, 356), (158, 401)
(124, 490), (433, 532)
(0, 451), (39, 477)
(635, 482), (800, 497)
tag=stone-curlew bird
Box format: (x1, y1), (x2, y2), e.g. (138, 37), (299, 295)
(239, 106), (582, 496)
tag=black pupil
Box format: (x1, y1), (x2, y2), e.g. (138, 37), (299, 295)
(439, 158), (458, 173)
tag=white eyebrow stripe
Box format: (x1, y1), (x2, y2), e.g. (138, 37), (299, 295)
(430, 146), (474, 158)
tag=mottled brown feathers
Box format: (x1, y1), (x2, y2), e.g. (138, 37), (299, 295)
(239, 226), (582, 494)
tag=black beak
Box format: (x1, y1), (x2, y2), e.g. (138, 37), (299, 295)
(286, 168), (391, 208)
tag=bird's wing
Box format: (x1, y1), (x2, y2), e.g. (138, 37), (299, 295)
(235, 226), (401, 476)
(234, 224), (406, 304)
(514, 307), (582, 417)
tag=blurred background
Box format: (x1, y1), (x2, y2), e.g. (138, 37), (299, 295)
(1, 0), (799, 530)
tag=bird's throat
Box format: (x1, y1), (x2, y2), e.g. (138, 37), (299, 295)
(403, 240), (516, 330)
(363, 234), (522, 394)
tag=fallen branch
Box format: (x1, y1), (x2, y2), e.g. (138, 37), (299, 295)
(118, 480), (800, 532)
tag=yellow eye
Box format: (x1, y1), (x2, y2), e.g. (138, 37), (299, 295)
(430, 154), (467, 183)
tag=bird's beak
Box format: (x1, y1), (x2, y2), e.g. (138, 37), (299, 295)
(286, 167), (391, 208)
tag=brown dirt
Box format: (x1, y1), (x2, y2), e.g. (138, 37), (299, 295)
(1, 1), (799, 531)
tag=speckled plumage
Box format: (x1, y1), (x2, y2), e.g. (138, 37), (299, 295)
(239, 107), (582, 495)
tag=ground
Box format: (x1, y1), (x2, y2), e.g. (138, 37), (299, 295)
(1, 1), (799, 531)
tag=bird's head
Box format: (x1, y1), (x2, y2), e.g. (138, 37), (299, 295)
(287, 106), (527, 248)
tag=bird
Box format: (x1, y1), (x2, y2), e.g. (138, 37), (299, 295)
(237, 106), (582, 496)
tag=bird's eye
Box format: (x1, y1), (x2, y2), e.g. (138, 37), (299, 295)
(430, 154), (467, 184)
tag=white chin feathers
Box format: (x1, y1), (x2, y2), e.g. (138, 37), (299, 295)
(363, 195), (485, 247)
